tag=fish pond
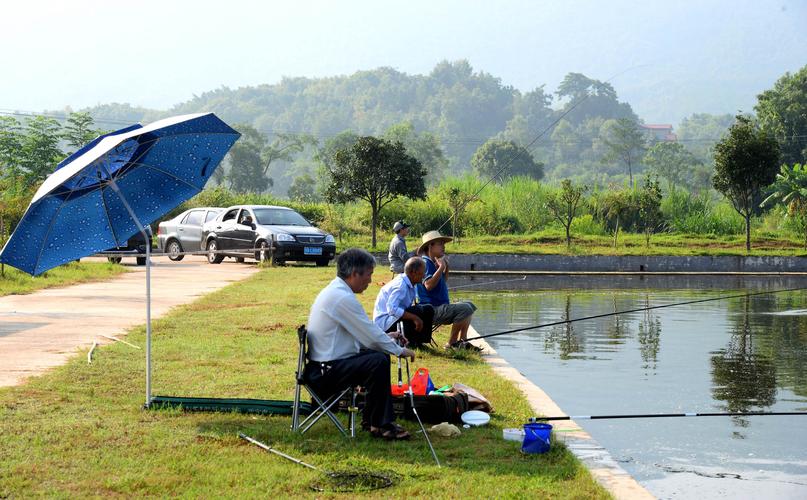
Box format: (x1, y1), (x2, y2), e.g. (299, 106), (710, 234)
(456, 275), (807, 499)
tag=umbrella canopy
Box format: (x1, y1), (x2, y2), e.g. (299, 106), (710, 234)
(0, 113), (240, 275)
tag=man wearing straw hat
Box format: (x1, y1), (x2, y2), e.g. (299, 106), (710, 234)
(415, 230), (478, 349)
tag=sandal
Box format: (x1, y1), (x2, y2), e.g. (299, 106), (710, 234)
(370, 422), (411, 440)
(446, 341), (483, 352)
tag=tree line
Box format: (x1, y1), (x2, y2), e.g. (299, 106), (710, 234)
(1, 65), (805, 254)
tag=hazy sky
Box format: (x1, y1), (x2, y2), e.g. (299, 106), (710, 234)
(2, 0), (805, 122)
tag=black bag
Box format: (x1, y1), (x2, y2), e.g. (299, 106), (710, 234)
(392, 392), (469, 424)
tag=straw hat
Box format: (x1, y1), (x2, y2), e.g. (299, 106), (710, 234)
(417, 230), (453, 255)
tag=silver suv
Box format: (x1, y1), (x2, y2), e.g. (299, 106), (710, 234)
(157, 207), (223, 261)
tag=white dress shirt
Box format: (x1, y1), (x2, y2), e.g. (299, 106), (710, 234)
(372, 274), (416, 332)
(307, 277), (404, 362)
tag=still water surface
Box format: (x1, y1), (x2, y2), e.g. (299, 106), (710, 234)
(459, 276), (807, 499)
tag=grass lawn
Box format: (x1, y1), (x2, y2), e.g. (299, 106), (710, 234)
(0, 261), (128, 297)
(342, 230), (807, 257)
(0, 266), (608, 498)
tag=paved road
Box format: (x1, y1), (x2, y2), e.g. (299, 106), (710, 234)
(0, 256), (259, 388)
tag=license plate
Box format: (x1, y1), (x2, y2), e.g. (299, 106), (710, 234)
(304, 247), (322, 255)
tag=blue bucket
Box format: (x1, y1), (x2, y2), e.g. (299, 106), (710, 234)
(521, 423), (552, 454)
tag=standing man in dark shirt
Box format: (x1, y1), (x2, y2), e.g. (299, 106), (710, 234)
(415, 230), (477, 349)
(388, 220), (411, 275)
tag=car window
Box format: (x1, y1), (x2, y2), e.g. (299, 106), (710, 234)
(181, 212), (191, 224)
(237, 210), (253, 225)
(186, 211), (203, 226)
(222, 208), (239, 222)
(205, 210), (219, 223)
(253, 208), (310, 226)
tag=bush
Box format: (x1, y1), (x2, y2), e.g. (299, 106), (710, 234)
(570, 214), (607, 236)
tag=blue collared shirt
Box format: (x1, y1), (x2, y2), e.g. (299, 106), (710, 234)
(373, 274), (416, 331)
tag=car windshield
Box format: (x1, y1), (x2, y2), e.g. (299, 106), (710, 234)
(253, 208), (310, 226)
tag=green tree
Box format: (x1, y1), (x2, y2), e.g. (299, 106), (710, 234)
(324, 136), (426, 248)
(555, 72), (636, 126)
(260, 132), (317, 179)
(761, 163), (807, 247)
(676, 113), (734, 164)
(600, 118), (646, 185)
(712, 115), (781, 251)
(62, 112), (100, 152)
(0, 116), (24, 183)
(226, 124), (271, 193)
(20, 116), (64, 187)
(471, 139), (543, 182)
(545, 179), (587, 248)
(638, 176), (663, 247)
(315, 131), (360, 172)
(383, 122), (448, 183)
(643, 141), (702, 192)
(287, 173), (320, 203)
(755, 65), (807, 165)
(596, 188), (631, 248)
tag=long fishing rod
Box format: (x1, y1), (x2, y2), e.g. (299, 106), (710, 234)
(448, 275), (527, 291)
(457, 285), (807, 346)
(533, 411), (807, 421)
(436, 65), (648, 234)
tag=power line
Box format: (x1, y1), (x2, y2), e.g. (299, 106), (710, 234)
(3, 109), (801, 149)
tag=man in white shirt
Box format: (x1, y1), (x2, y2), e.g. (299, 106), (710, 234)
(373, 257), (435, 347)
(306, 248), (416, 440)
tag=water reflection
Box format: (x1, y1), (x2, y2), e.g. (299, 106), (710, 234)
(545, 295), (582, 360)
(637, 299), (661, 374)
(461, 280), (807, 498)
(711, 296), (777, 434)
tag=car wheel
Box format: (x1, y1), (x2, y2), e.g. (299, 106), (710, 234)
(207, 240), (224, 264)
(236, 257), (245, 263)
(316, 259), (329, 267)
(136, 256), (147, 266)
(108, 256), (122, 264)
(167, 240), (184, 261)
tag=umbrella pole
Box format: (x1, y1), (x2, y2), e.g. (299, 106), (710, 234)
(108, 180), (152, 408)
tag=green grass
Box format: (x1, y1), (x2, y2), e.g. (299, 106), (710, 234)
(342, 229), (807, 257)
(0, 261), (128, 297)
(0, 267), (609, 498)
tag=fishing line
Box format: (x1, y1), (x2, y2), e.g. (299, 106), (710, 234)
(436, 65), (649, 234)
(459, 285), (807, 345)
(448, 275), (527, 290)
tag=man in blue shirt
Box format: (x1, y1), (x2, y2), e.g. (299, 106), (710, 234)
(373, 257), (434, 347)
(415, 230), (477, 349)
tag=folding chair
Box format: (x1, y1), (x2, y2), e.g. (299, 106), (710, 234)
(291, 325), (358, 437)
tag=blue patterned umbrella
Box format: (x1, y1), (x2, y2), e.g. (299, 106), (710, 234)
(0, 113), (239, 274)
(0, 113), (240, 406)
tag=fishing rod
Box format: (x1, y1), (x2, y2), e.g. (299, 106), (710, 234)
(448, 275), (527, 291)
(533, 411), (807, 421)
(456, 285), (807, 346)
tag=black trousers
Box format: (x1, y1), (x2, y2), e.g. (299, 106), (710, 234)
(385, 304), (434, 347)
(303, 350), (393, 428)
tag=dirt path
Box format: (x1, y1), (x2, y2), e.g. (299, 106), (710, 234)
(0, 256), (259, 388)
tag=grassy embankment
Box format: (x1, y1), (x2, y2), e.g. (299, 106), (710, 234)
(0, 266), (608, 498)
(342, 230), (807, 257)
(0, 261), (127, 297)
